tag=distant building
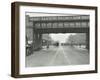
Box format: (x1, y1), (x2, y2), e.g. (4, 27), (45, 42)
(26, 15), (33, 42)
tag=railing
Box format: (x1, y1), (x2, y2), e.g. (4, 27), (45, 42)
(29, 15), (89, 22)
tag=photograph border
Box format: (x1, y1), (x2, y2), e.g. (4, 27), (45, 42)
(11, 2), (98, 78)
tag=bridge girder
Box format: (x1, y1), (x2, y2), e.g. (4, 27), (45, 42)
(34, 27), (89, 33)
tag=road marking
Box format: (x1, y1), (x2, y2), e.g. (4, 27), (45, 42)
(60, 46), (71, 65)
(48, 47), (60, 65)
(48, 46), (71, 65)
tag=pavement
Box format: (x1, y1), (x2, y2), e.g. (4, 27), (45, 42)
(25, 45), (89, 67)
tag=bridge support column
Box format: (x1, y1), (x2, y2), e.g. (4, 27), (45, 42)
(34, 33), (42, 51)
(38, 33), (42, 49)
(86, 32), (89, 50)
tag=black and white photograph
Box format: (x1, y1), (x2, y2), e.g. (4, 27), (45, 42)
(11, 2), (97, 78)
(25, 13), (90, 67)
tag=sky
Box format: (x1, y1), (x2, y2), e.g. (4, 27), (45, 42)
(49, 33), (76, 43)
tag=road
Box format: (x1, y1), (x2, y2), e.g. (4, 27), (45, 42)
(26, 45), (89, 67)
